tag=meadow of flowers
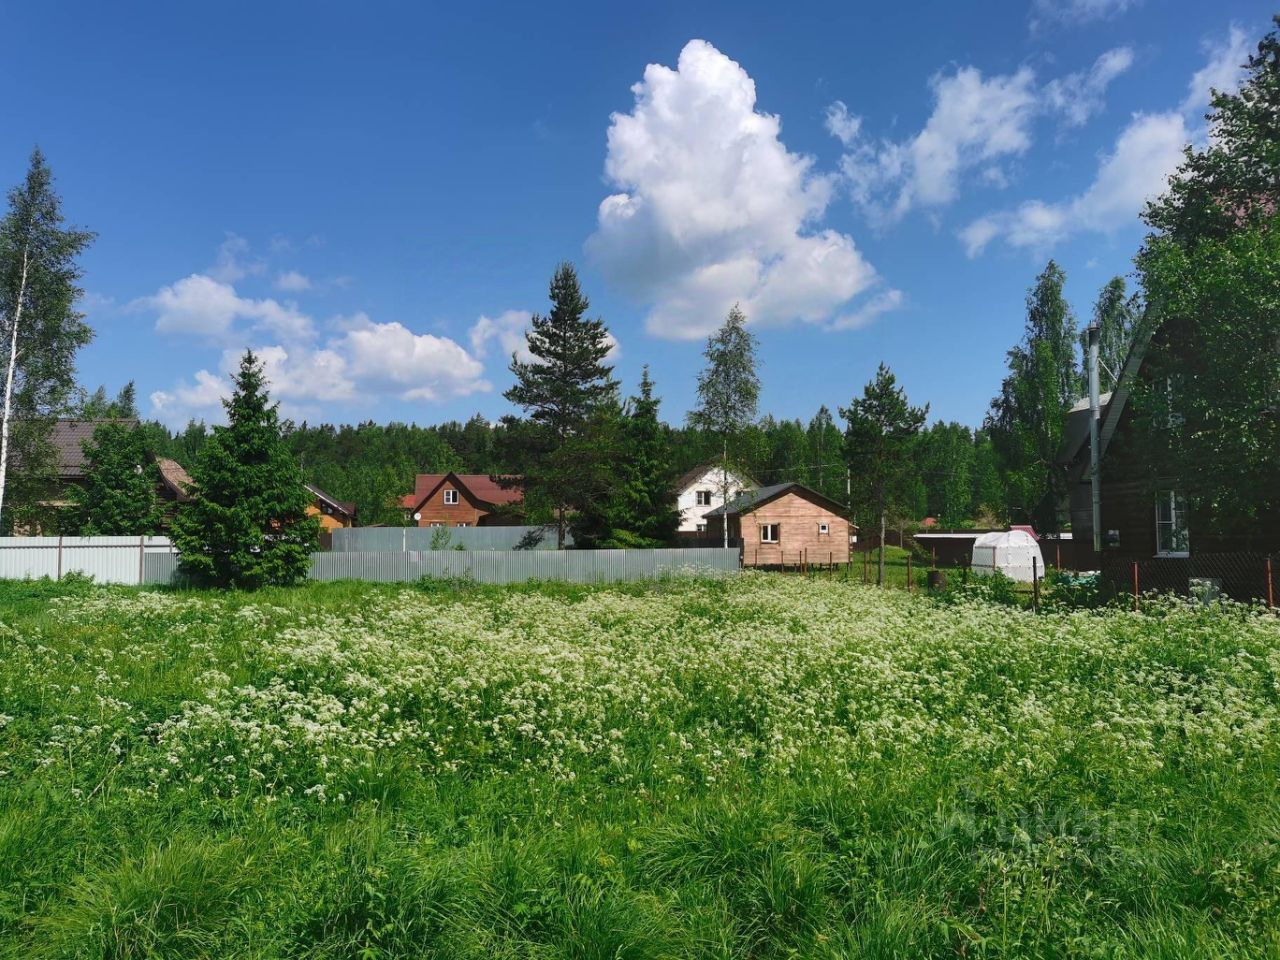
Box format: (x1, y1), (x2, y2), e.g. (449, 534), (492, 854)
(1, 573), (1278, 958)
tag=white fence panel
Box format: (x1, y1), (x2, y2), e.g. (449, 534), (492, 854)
(0, 536), (176, 585)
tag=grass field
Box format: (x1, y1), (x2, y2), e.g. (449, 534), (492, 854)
(2, 574), (1279, 958)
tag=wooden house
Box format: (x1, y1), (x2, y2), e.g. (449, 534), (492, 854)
(305, 483), (356, 531)
(704, 482), (851, 567)
(1057, 318), (1279, 597)
(398, 472), (523, 528)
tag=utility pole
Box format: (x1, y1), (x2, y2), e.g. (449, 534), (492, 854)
(1087, 322), (1102, 555)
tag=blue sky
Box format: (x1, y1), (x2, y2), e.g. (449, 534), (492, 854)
(2, 0), (1273, 430)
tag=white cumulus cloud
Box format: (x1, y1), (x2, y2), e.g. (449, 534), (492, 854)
(149, 370), (231, 425)
(587, 39), (892, 340)
(338, 315), (490, 402)
(144, 274), (313, 342)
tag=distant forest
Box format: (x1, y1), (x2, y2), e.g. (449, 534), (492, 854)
(145, 409), (1006, 530)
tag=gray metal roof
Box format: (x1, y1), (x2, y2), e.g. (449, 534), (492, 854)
(703, 481), (851, 518)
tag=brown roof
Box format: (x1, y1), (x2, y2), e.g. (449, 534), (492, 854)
(305, 483), (356, 519)
(155, 457), (195, 502)
(399, 473), (523, 510)
(47, 419), (140, 478)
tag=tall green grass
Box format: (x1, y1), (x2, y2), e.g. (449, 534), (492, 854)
(0, 575), (1277, 957)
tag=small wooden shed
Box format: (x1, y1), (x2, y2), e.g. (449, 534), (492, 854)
(704, 482), (851, 568)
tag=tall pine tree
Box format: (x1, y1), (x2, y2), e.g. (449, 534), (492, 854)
(504, 263), (617, 548)
(841, 363), (928, 586)
(171, 351), (318, 588)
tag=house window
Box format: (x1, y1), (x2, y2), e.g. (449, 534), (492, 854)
(428, 522), (444, 528)
(443, 489), (459, 505)
(695, 490), (712, 507)
(696, 523), (707, 533)
(1155, 490), (1189, 556)
(818, 522), (830, 536)
(761, 523), (780, 544)
(456, 522), (469, 528)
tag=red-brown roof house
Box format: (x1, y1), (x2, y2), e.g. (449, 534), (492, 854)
(399, 472), (524, 527)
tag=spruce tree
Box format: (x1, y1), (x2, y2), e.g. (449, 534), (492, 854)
(504, 263), (617, 548)
(603, 367), (679, 546)
(171, 351), (318, 588)
(68, 422), (164, 535)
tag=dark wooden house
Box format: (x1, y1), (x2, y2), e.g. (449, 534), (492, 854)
(1058, 322), (1279, 599)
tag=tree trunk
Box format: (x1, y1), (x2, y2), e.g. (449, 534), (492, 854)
(721, 438), (730, 550)
(556, 504), (565, 550)
(0, 249), (29, 531)
(878, 510), (886, 587)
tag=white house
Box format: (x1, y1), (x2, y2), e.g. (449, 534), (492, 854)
(674, 461), (755, 533)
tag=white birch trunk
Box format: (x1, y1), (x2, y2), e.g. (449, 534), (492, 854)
(0, 249), (29, 530)
(721, 439), (729, 550)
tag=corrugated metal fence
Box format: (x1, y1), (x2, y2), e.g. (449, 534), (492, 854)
(0, 537), (739, 586)
(310, 548), (739, 583)
(0, 536), (178, 585)
(331, 525), (568, 552)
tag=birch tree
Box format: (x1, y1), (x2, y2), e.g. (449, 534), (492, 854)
(689, 304), (759, 548)
(0, 150), (94, 530)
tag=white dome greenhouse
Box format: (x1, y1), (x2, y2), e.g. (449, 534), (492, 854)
(970, 530), (1045, 583)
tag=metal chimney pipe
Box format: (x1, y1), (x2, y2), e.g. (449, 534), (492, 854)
(1087, 323), (1102, 555)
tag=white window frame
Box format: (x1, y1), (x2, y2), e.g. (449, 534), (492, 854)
(695, 523), (707, 533)
(456, 521), (469, 528)
(761, 523), (780, 544)
(443, 489), (459, 505)
(1155, 490), (1190, 557)
(818, 522), (830, 536)
(695, 489), (712, 507)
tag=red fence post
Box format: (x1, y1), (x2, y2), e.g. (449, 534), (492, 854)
(1132, 561), (1140, 612)
(1266, 556), (1275, 610)
(1056, 543), (1061, 570)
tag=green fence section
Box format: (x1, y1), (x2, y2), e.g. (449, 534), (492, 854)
(143, 547), (740, 586)
(331, 526), (568, 552)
